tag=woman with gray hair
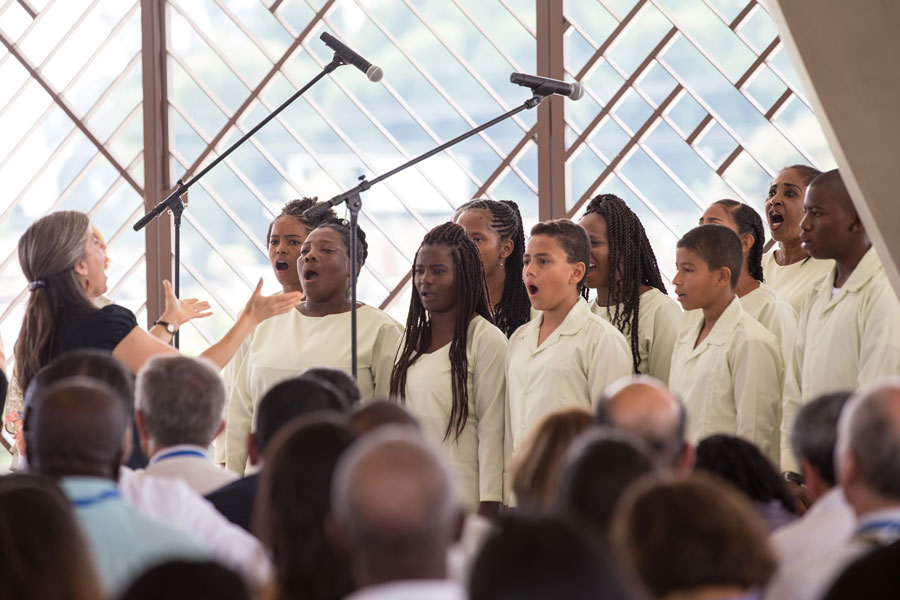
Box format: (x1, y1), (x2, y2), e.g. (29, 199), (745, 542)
(13, 210), (301, 395)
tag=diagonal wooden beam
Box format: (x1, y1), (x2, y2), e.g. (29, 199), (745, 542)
(179, 0), (336, 183)
(0, 30), (143, 197)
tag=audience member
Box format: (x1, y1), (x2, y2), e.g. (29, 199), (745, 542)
(206, 375), (346, 532)
(120, 560), (251, 600)
(469, 515), (634, 600)
(769, 391), (854, 567)
(332, 426), (465, 599)
(823, 537), (900, 600)
(304, 365), (363, 406)
(0, 473), (104, 600)
(781, 170), (900, 471)
(556, 427), (657, 540)
(23, 376), (205, 595)
(256, 415), (354, 600)
(134, 355), (235, 495)
(24, 350), (271, 589)
(511, 407), (592, 512)
(596, 376), (694, 473)
(345, 398), (420, 438)
(695, 435), (797, 531)
(613, 474), (776, 600)
(769, 382), (900, 600)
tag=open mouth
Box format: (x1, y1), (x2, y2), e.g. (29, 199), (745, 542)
(768, 210), (785, 230)
(303, 268), (319, 282)
(275, 261), (290, 271)
(527, 284), (539, 296)
(420, 291), (435, 302)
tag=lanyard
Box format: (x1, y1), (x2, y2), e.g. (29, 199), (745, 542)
(855, 520), (900, 537)
(72, 488), (121, 508)
(152, 449), (207, 463)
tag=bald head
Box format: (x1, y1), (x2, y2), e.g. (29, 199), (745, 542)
(331, 427), (458, 583)
(24, 376), (129, 480)
(838, 382), (900, 505)
(596, 377), (686, 469)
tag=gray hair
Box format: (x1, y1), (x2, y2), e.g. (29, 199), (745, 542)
(838, 381), (900, 499)
(791, 390), (852, 486)
(135, 355), (225, 447)
(331, 426), (458, 557)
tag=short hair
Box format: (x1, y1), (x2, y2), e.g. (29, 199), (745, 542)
(512, 408), (593, 512)
(791, 390), (852, 486)
(345, 399), (419, 438)
(302, 367), (361, 406)
(255, 376), (347, 454)
(314, 217), (369, 270)
(556, 428), (657, 539)
(677, 224), (743, 289)
(843, 383), (900, 499)
(120, 560), (250, 600)
(135, 355), (225, 448)
(529, 219), (591, 290)
(0, 473), (104, 600)
(808, 169), (856, 215)
(612, 474), (776, 597)
(266, 197), (336, 243)
(469, 515), (633, 600)
(695, 435), (795, 515)
(25, 350), (134, 417)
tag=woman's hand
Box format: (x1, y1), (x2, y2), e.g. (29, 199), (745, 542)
(242, 278), (302, 326)
(160, 279), (213, 327)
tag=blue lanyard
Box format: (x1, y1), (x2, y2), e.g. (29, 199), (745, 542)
(855, 520), (900, 537)
(153, 449), (207, 463)
(72, 488), (121, 508)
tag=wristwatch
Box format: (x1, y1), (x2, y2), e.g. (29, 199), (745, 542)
(153, 320), (177, 334)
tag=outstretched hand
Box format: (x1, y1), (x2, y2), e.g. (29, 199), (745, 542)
(243, 278), (302, 326)
(162, 279), (213, 326)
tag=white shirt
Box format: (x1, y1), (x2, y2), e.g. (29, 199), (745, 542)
(781, 247), (900, 471)
(739, 282), (798, 366)
(118, 467), (272, 589)
(401, 316), (507, 512)
(507, 298), (632, 456)
(141, 444), (236, 496)
(590, 287), (683, 384)
(222, 304), (403, 473)
(345, 580), (467, 600)
(770, 487), (854, 568)
(669, 297), (783, 464)
(762, 250), (834, 315)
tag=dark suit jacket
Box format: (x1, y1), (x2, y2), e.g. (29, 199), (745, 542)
(205, 472), (260, 534)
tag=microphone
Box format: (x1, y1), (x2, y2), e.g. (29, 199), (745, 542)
(320, 32), (383, 82)
(510, 72), (583, 100)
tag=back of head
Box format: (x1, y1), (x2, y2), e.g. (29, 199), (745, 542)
(120, 560), (249, 600)
(25, 350), (134, 417)
(256, 415), (355, 599)
(530, 219), (591, 290)
(25, 376), (129, 479)
(331, 426), (459, 581)
(677, 224), (743, 289)
(255, 375), (347, 454)
(839, 382), (900, 501)
(303, 366), (362, 406)
(135, 355), (225, 448)
(0, 473), (104, 600)
(15, 210), (95, 393)
(791, 390), (853, 487)
(556, 428), (657, 540)
(612, 473), (776, 598)
(346, 399), (420, 438)
(695, 435), (795, 514)
(512, 408), (593, 512)
(469, 515), (632, 600)
(596, 376), (687, 469)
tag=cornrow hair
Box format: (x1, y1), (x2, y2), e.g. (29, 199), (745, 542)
(389, 222), (494, 441)
(266, 197), (336, 242)
(315, 217), (368, 269)
(713, 199), (765, 283)
(781, 164), (822, 187)
(457, 199), (531, 338)
(581, 194), (667, 374)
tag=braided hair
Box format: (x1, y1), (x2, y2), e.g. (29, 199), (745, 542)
(389, 222), (494, 441)
(581, 194), (667, 374)
(712, 200), (765, 283)
(456, 199), (530, 337)
(314, 217), (368, 272)
(266, 197), (336, 243)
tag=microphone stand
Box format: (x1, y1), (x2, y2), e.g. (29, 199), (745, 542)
(315, 92), (548, 379)
(134, 56), (347, 348)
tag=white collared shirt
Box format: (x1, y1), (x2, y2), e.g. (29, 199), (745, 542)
(770, 487), (854, 567)
(142, 444), (236, 496)
(344, 579), (467, 600)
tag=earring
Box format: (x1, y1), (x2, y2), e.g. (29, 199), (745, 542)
(499, 258), (505, 267)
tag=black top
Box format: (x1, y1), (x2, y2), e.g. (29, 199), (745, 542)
(205, 473), (260, 534)
(51, 303), (139, 359)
